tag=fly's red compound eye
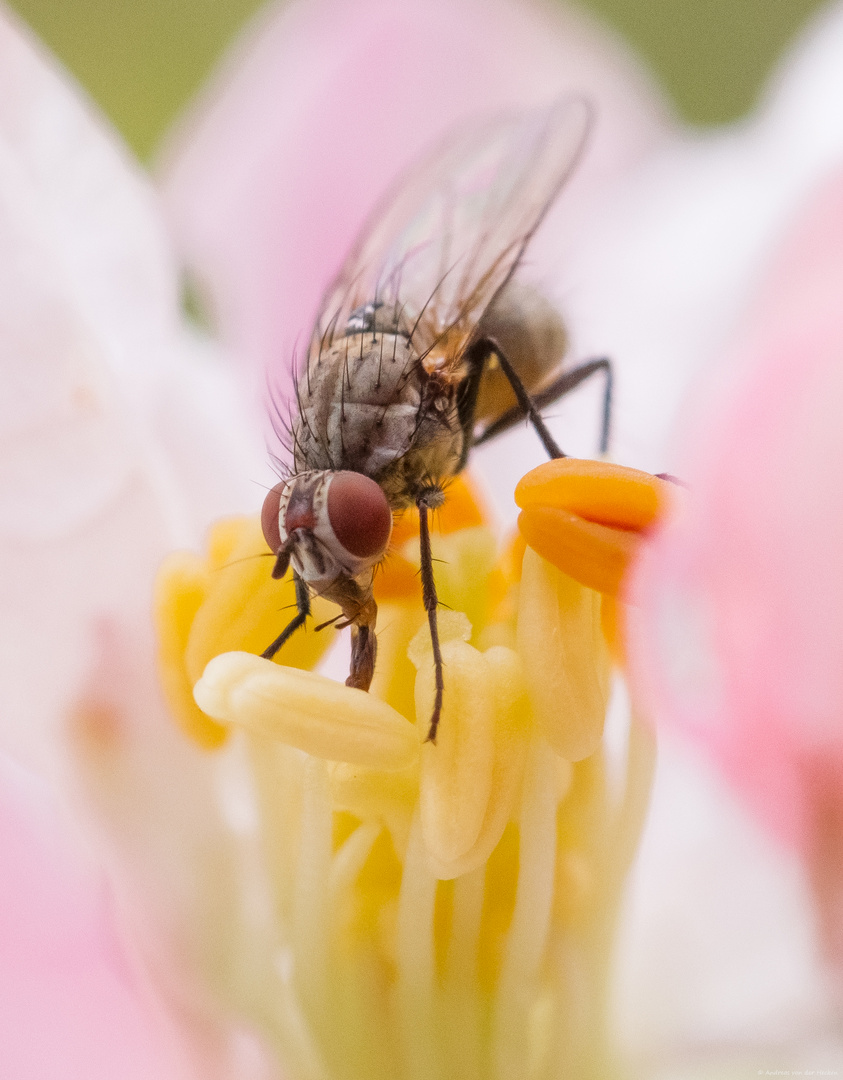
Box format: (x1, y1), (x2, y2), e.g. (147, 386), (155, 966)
(327, 472), (392, 561)
(261, 482), (285, 553)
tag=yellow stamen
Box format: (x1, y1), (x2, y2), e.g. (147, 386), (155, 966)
(154, 515), (335, 749)
(194, 652), (420, 770)
(411, 614), (532, 879)
(517, 547), (611, 761)
(148, 464), (655, 1080)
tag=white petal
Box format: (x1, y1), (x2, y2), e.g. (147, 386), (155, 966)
(0, 12), (178, 382)
(0, 13), (257, 772)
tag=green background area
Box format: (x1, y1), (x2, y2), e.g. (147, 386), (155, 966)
(7, 0), (829, 160)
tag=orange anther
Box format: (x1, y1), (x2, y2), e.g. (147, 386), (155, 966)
(515, 460), (676, 596)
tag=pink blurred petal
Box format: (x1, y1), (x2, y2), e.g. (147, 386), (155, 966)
(628, 165), (843, 855)
(162, 0), (670, 406)
(66, 620), (281, 1080)
(0, 754), (194, 1080)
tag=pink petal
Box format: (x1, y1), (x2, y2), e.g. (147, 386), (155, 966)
(0, 754), (194, 1080)
(162, 0), (670, 404)
(65, 620), (282, 1080)
(628, 165), (843, 853)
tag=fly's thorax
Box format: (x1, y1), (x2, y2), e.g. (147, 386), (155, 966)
(294, 331), (446, 478)
(373, 410), (466, 507)
(294, 331), (468, 508)
(262, 470), (393, 586)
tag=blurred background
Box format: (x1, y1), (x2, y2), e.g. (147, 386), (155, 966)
(8, 0), (831, 161)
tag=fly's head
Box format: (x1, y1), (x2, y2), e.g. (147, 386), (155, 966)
(262, 470), (393, 590)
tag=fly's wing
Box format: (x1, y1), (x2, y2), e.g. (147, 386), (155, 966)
(306, 97), (592, 368)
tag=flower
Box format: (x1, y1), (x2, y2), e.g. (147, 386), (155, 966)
(0, 0), (674, 1074)
(154, 471), (656, 1080)
(14, 0), (843, 1069)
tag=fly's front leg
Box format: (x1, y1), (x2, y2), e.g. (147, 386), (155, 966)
(261, 571), (311, 660)
(417, 487), (446, 743)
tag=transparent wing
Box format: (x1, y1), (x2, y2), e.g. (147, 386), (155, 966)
(307, 97), (592, 366)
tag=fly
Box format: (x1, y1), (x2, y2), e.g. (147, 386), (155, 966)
(260, 97), (612, 743)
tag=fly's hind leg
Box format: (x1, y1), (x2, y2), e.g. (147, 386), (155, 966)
(474, 356), (613, 455)
(492, 345), (565, 458)
(464, 337), (566, 459)
(416, 486), (446, 743)
(261, 571), (311, 660)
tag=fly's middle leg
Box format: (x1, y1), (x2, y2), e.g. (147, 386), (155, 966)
(261, 571), (311, 660)
(417, 486), (446, 743)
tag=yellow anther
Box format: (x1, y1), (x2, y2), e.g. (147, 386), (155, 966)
(154, 550), (227, 749)
(154, 515), (335, 750)
(410, 615), (532, 878)
(416, 637), (496, 867)
(194, 652), (420, 770)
